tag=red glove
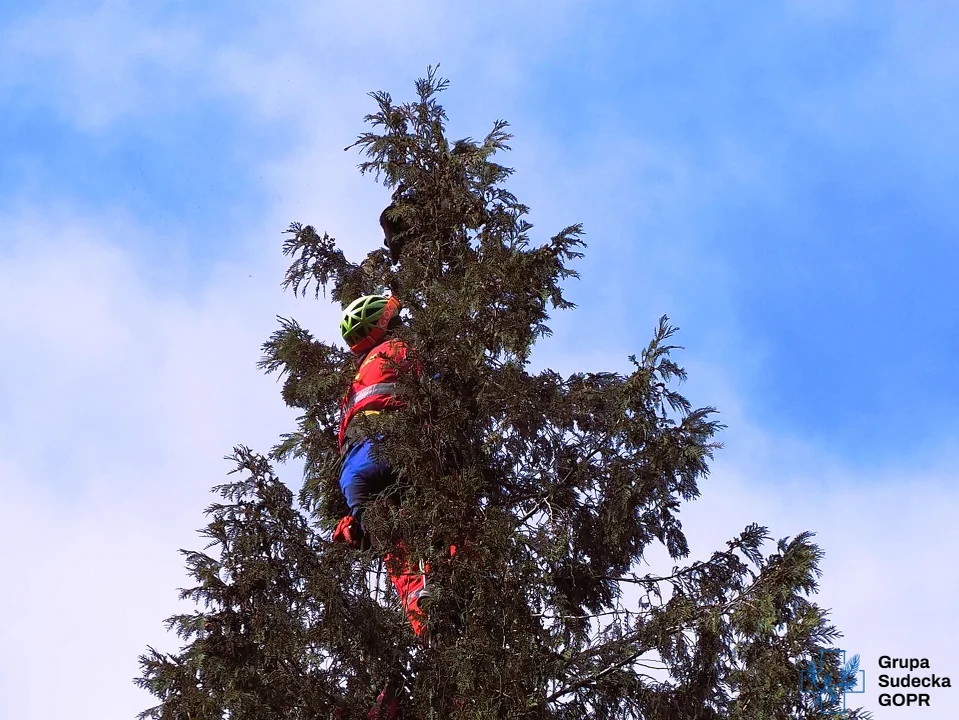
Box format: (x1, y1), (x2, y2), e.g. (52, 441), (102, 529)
(333, 515), (364, 549)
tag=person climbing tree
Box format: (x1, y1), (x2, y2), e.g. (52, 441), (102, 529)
(331, 292), (433, 633)
(331, 291), (458, 719)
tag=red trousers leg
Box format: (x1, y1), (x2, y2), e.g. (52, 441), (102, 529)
(385, 541), (430, 638)
(385, 541), (459, 639)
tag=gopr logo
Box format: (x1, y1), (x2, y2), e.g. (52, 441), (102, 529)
(800, 649), (865, 714)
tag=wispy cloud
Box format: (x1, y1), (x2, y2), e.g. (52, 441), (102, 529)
(685, 425), (959, 716)
(0, 1), (211, 131)
(0, 204), (316, 718)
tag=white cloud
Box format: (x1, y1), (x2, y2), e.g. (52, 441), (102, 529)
(0, 206), (322, 719)
(0, 1), (210, 131)
(696, 462), (959, 717)
(675, 370), (959, 717)
(0, 0), (584, 134)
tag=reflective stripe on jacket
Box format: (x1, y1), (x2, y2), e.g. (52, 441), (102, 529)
(338, 338), (411, 452)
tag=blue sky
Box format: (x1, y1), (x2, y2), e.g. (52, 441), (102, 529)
(2, 1), (958, 717)
(9, 0), (953, 460)
(513, 2), (959, 463)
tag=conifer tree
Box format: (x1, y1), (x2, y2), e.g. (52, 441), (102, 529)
(137, 68), (870, 719)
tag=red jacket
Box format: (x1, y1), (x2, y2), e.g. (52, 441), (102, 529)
(338, 338), (413, 452)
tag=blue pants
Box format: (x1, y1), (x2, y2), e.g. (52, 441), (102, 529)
(339, 438), (398, 531)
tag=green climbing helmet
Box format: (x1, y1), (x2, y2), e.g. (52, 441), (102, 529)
(340, 294), (402, 353)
